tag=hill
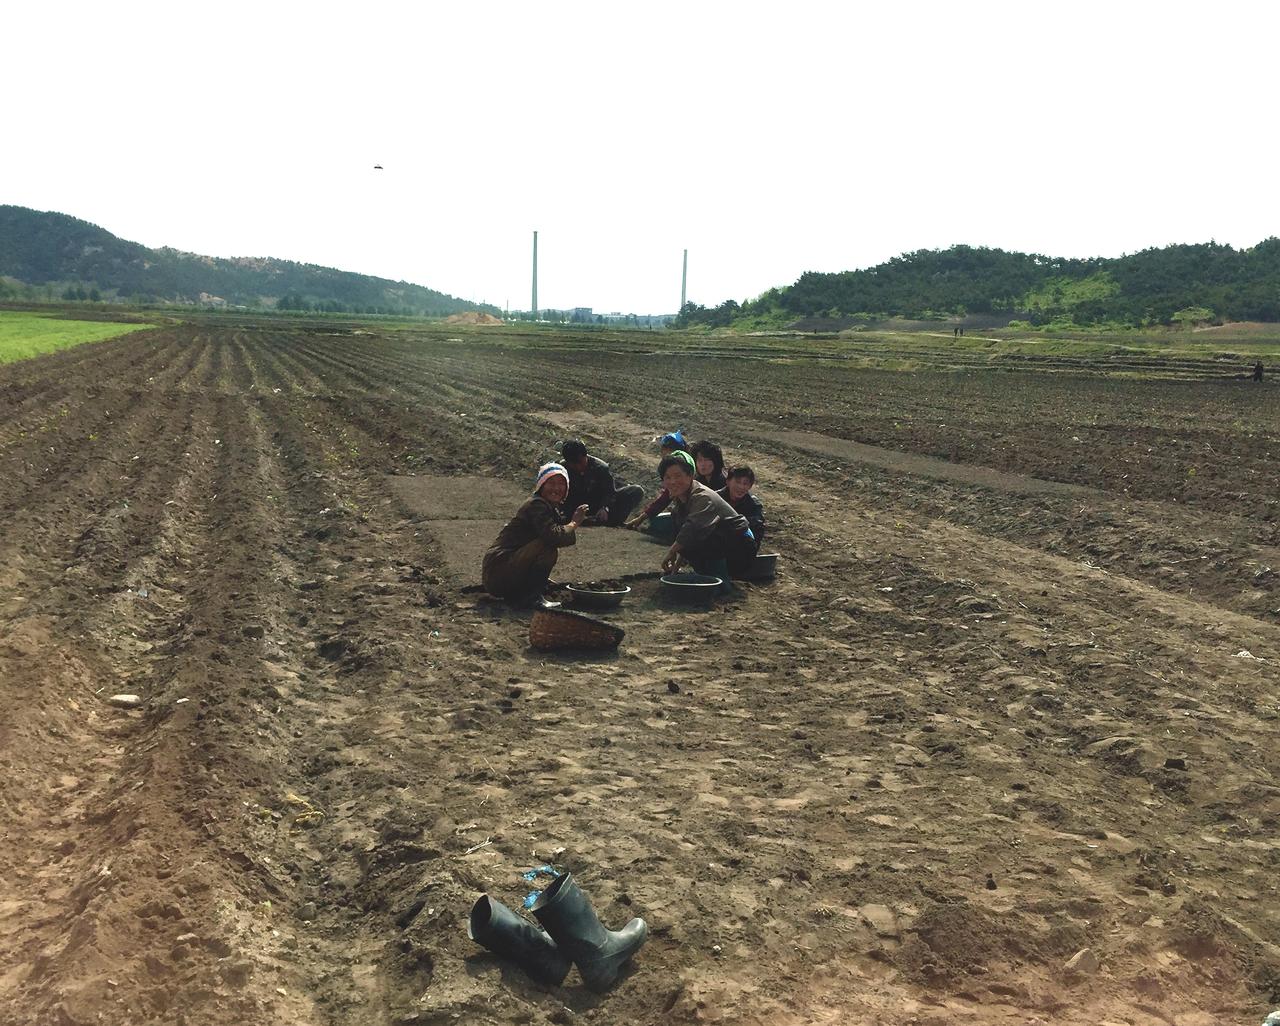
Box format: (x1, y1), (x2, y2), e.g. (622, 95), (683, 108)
(677, 240), (1280, 330)
(0, 205), (498, 317)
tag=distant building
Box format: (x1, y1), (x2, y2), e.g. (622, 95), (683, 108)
(518, 307), (675, 327)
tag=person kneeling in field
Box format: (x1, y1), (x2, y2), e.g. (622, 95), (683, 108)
(718, 465), (765, 552)
(692, 440), (728, 492)
(483, 463), (589, 606)
(561, 439), (646, 527)
(624, 429), (689, 530)
(658, 451), (756, 580)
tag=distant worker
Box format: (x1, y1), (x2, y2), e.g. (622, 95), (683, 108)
(1254, 360), (1265, 382)
(482, 463), (588, 606)
(560, 439), (645, 527)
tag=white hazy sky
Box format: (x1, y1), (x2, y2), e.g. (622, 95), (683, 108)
(6, 1), (1278, 313)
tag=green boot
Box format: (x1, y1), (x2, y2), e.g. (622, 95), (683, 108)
(531, 873), (647, 991)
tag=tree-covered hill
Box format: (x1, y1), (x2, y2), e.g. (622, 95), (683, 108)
(0, 205), (498, 317)
(677, 240), (1280, 330)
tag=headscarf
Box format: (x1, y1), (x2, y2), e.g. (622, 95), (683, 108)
(659, 429), (687, 450)
(657, 450), (696, 480)
(533, 462), (569, 496)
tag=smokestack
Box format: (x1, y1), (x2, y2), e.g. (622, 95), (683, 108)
(532, 231), (539, 318)
(681, 249), (687, 310)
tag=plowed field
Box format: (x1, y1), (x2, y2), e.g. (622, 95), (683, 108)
(1, 320), (1277, 1026)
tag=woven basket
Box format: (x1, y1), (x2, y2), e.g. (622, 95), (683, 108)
(529, 608), (625, 651)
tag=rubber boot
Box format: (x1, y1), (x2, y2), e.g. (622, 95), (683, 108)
(510, 574), (561, 610)
(530, 873), (648, 992)
(468, 895), (571, 985)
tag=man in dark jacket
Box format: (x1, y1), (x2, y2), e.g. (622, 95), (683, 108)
(561, 439), (645, 527)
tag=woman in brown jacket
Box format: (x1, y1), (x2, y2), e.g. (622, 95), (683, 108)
(483, 463), (589, 603)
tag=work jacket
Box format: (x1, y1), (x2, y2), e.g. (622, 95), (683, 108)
(670, 480), (749, 548)
(486, 496), (577, 558)
(565, 455), (618, 516)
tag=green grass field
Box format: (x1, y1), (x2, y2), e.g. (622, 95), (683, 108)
(0, 311), (153, 364)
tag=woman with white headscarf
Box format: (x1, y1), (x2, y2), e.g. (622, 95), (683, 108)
(482, 462), (589, 604)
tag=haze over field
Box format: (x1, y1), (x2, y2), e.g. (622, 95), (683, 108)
(6, 0), (1279, 313)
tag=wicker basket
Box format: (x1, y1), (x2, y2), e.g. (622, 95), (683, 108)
(529, 608), (625, 651)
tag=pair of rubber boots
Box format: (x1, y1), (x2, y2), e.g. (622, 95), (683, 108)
(468, 872), (647, 990)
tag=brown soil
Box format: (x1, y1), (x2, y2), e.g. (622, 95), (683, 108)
(568, 581), (628, 593)
(1, 322), (1277, 1026)
(443, 312), (504, 326)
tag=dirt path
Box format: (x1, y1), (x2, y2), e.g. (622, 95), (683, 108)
(757, 427), (1094, 496)
(1, 325), (1277, 1026)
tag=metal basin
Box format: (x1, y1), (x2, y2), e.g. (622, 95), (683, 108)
(565, 584), (632, 610)
(658, 573), (722, 603)
(738, 552), (779, 581)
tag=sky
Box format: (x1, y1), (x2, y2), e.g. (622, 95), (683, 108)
(6, 0), (1279, 313)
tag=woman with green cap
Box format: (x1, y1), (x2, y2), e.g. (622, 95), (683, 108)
(657, 451), (756, 580)
(483, 462), (590, 605)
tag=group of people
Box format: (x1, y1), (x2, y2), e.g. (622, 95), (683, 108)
(482, 429), (767, 606)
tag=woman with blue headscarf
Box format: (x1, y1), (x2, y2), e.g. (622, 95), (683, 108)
(623, 428), (689, 530)
(483, 462), (590, 604)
